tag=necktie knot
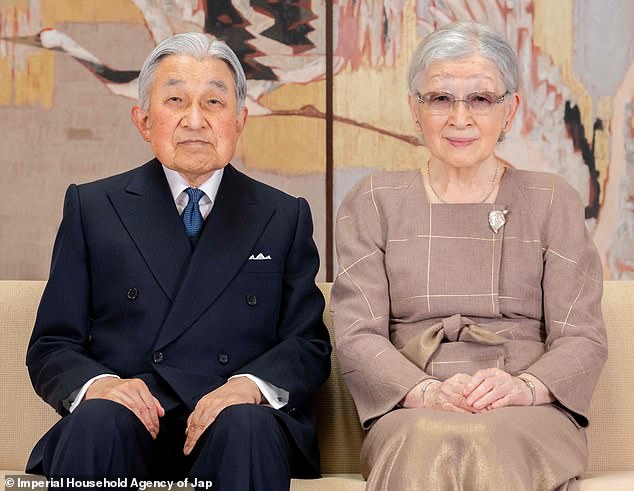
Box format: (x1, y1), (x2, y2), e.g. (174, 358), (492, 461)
(183, 187), (205, 244)
(185, 187), (205, 205)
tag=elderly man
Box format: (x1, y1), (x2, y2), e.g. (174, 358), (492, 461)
(25, 33), (331, 491)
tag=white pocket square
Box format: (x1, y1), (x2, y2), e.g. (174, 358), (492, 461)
(249, 253), (272, 260)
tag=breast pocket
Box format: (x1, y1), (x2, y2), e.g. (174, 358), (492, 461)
(240, 258), (283, 274)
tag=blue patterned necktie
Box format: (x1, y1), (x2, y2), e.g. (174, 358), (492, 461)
(182, 187), (205, 244)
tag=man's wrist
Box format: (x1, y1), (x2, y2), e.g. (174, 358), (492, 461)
(69, 374), (119, 412)
(228, 374), (288, 408)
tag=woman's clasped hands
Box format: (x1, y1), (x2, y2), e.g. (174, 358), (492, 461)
(403, 368), (534, 413)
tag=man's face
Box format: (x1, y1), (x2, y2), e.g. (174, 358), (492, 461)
(132, 55), (247, 187)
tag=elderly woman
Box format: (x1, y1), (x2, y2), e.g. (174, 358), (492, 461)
(331, 22), (607, 490)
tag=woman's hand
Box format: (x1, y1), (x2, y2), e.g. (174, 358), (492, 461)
(427, 374), (478, 413)
(401, 370), (553, 413)
(402, 374), (477, 413)
(463, 368), (531, 410)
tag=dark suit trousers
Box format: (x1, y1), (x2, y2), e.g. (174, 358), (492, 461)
(30, 399), (294, 491)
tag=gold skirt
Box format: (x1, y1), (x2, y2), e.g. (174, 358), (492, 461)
(361, 405), (587, 491)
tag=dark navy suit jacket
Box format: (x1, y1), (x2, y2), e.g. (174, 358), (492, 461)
(26, 159), (331, 474)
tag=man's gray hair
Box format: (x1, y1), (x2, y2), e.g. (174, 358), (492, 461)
(408, 22), (519, 96)
(138, 32), (247, 112)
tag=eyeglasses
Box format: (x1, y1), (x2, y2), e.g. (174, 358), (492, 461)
(417, 91), (510, 115)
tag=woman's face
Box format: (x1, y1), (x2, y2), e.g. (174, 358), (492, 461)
(409, 55), (520, 169)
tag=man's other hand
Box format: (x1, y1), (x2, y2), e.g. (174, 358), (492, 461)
(183, 377), (262, 455)
(84, 378), (165, 438)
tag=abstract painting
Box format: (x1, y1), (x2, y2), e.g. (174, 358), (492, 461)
(1, 0), (632, 280)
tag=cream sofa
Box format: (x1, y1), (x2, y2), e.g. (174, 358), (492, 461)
(1, 280), (633, 490)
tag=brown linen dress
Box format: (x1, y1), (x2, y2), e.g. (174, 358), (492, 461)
(331, 168), (607, 491)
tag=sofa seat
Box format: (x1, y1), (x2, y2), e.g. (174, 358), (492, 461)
(1, 281), (633, 490)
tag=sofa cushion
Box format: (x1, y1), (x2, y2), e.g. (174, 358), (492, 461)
(1, 280), (634, 489)
(579, 471), (634, 490)
(585, 281), (634, 472)
(0, 281), (59, 471)
(314, 283), (364, 475)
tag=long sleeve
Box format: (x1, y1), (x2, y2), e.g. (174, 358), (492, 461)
(522, 176), (607, 427)
(332, 170), (608, 430)
(234, 197), (332, 410)
(27, 161), (332, 435)
(26, 185), (117, 415)
(331, 173), (430, 428)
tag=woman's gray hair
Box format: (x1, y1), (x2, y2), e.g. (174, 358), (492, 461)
(408, 22), (519, 96)
(138, 32), (247, 112)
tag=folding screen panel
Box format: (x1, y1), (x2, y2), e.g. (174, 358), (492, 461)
(1, 0), (632, 280)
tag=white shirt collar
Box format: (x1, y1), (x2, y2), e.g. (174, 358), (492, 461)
(161, 165), (224, 203)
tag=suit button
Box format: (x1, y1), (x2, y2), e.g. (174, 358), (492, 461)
(246, 295), (257, 306)
(127, 288), (138, 300)
(217, 352), (229, 365)
(152, 351), (164, 363)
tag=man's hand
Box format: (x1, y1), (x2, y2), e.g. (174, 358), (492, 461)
(183, 377), (262, 456)
(84, 377), (165, 439)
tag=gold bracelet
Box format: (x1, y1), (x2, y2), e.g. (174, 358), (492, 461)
(517, 376), (536, 406)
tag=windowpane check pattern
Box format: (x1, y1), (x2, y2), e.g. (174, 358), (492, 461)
(331, 168), (606, 429)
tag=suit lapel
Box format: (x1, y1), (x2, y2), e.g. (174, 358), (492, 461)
(107, 160), (192, 302)
(155, 165), (276, 348)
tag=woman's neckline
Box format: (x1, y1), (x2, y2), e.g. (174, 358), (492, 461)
(421, 164), (513, 205)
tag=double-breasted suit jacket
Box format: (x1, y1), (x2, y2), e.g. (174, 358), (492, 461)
(26, 159), (331, 473)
